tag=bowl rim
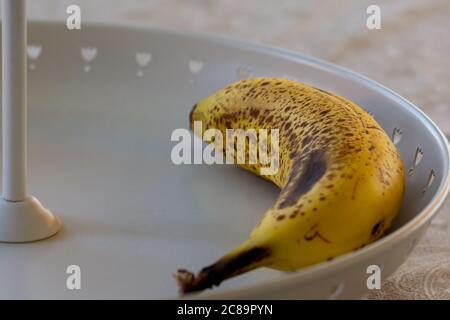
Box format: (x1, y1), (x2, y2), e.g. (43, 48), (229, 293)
(28, 20), (450, 298)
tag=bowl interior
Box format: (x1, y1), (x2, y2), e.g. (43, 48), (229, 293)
(0, 22), (447, 299)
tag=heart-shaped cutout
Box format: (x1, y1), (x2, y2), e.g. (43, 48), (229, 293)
(414, 147), (424, 166)
(236, 66), (252, 79)
(189, 59), (203, 74)
(136, 52), (152, 67)
(81, 47), (98, 62)
(27, 45), (42, 60)
(392, 127), (403, 145)
(426, 169), (436, 188)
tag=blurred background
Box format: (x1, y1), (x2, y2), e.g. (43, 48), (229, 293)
(18, 0), (450, 299)
(24, 0), (450, 132)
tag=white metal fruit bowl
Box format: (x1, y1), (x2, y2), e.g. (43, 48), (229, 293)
(0, 21), (448, 299)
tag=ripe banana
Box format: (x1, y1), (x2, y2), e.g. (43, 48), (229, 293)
(175, 78), (404, 294)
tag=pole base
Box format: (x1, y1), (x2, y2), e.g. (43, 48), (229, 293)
(0, 196), (61, 242)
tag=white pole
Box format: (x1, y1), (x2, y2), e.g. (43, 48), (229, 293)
(0, 0), (60, 242)
(2, 0), (27, 201)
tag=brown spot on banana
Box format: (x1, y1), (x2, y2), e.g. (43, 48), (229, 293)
(371, 218), (385, 237)
(304, 231), (330, 243)
(189, 103), (197, 130)
(277, 149), (328, 209)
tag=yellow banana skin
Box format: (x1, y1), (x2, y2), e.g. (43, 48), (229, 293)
(175, 78), (404, 294)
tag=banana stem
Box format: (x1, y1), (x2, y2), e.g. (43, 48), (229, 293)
(174, 246), (270, 294)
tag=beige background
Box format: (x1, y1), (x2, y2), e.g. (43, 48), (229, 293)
(23, 0), (450, 299)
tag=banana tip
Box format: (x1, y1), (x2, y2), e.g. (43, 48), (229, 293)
(173, 268), (216, 295)
(174, 247), (270, 294)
